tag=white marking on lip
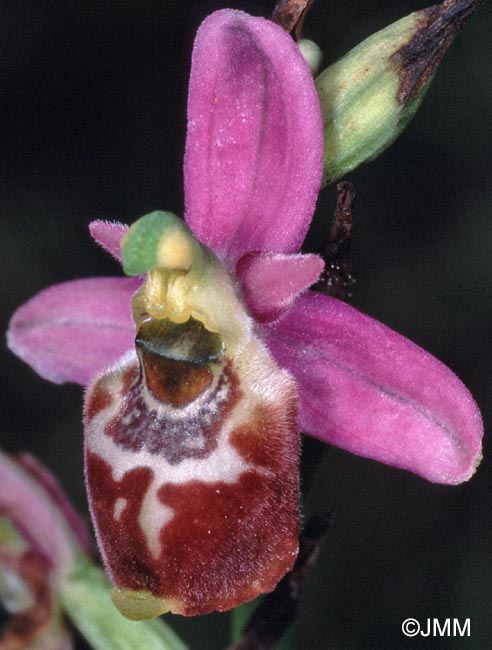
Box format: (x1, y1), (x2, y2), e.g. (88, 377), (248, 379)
(138, 486), (174, 560)
(113, 497), (127, 522)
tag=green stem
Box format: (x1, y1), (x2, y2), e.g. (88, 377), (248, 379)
(60, 557), (189, 650)
(230, 599), (260, 643)
(230, 598), (294, 649)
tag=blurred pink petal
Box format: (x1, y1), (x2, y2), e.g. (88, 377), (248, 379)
(89, 220), (128, 262)
(264, 292), (483, 484)
(236, 251), (323, 322)
(18, 453), (91, 553)
(0, 450), (88, 578)
(7, 277), (139, 385)
(0, 452), (80, 649)
(184, 9), (323, 267)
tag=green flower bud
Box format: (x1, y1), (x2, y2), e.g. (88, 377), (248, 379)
(298, 38), (324, 76)
(316, 0), (485, 184)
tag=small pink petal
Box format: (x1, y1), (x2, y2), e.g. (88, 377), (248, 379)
(184, 9), (323, 267)
(89, 221), (128, 262)
(264, 292), (483, 484)
(0, 450), (86, 578)
(236, 251), (323, 322)
(7, 277), (139, 385)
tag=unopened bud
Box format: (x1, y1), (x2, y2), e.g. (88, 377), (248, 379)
(316, 0), (485, 184)
(298, 38), (324, 76)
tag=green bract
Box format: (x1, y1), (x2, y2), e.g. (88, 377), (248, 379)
(315, 0), (487, 185)
(316, 11), (427, 184)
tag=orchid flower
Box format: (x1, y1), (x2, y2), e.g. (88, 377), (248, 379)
(7, 9), (482, 620)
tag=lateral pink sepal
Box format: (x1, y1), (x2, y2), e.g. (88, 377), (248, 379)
(89, 220), (128, 262)
(7, 277), (139, 385)
(264, 292), (483, 484)
(184, 9), (323, 266)
(236, 251), (324, 322)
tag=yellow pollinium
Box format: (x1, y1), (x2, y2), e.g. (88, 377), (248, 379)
(144, 269), (193, 324)
(135, 223), (207, 326)
(111, 587), (184, 620)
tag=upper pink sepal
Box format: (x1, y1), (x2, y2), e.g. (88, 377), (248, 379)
(7, 277), (139, 385)
(264, 292), (483, 484)
(236, 251), (323, 322)
(184, 9), (323, 267)
(89, 220), (128, 262)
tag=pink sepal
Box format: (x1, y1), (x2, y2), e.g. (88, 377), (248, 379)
(264, 292), (483, 484)
(236, 251), (323, 322)
(7, 277), (139, 385)
(89, 220), (128, 262)
(184, 9), (323, 267)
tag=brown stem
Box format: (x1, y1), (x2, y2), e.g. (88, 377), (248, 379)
(271, 0), (314, 38)
(314, 182), (356, 302)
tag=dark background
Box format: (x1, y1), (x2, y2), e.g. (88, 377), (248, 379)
(1, 1), (491, 648)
